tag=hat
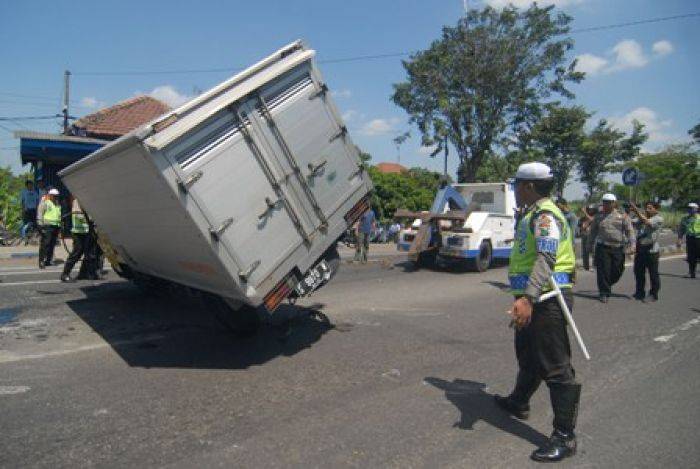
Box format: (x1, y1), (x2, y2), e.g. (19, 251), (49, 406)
(48, 188), (59, 195)
(601, 193), (616, 202)
(514, 162), (553, 180)
(689, 202), (699, 209)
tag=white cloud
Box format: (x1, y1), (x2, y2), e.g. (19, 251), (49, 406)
(80, 96), (102, 109)
(607, 106), (676, 151)
(359, 118), (400, 136)
(484, 0), (584, 8)
(341, 110), (359, 122)
(574, 53), (608, 76)
(652, 40), (673, 57)
(331, 89), (352, 99)
(577, 39), (673, 77)
(608, 39), (648, 71)
(147, 85), (191, 108)
(418, 145), (438, 155)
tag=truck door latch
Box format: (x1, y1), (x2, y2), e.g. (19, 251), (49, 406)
(238, 260), (261, 282)
(307, 158), (327, 176)
(258, 197), (282, 219)
(209, 217), (234, 241)
(177, 170), (203, 191)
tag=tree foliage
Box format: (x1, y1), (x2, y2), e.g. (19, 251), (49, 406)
(577, 119), (647, 200)
(392, 4), (583, 183)
(618, 145), (699, 207)
(368, 166), (444, 221)
(530, 104), (589, 196)
(0, 167), (32, 231)
(689, 122), (700, 145)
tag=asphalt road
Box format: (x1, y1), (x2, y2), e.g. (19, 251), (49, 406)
(0, 254), (698, 468)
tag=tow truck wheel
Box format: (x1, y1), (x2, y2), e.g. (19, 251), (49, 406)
(473, 241), (492, 272)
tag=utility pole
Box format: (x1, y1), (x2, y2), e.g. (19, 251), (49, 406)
(443, 135), (448, 178)
(62, 70), (71, 134)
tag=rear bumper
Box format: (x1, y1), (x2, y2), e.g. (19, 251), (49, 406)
(439, 247), (512, 259)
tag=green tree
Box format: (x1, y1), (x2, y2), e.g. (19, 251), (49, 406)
(475, 150), (530, 182)
(620, 145), (699, 207)
(577, 119), (647, 200)
(0, 167), (31, 231)
(367, 166), (442, 221)
(392, 4), (583, 183)
(530, 104), (589, 196)
(689, 122), (700, 145)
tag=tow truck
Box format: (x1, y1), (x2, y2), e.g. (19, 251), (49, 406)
(395, 182), (516, 271)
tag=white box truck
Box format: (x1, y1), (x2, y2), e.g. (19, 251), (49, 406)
(59, 41), (373, 330)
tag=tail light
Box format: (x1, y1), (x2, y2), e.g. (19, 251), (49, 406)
(263, 274), (298, 312)
(345, 196), (370, 226)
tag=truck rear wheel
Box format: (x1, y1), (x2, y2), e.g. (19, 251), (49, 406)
(471, 241), (492, 272)
(206, 294), (260, 337)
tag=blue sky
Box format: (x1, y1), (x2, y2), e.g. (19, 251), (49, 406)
(1, 0), (698, 197)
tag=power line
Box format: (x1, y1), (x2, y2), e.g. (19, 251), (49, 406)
(69, 12), (700, 77)
(0, 115), (62, 121)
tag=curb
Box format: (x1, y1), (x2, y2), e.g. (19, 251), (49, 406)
(0, 252), (39, 260)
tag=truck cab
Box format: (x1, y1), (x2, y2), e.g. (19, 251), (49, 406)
(438, 183), (516, 271)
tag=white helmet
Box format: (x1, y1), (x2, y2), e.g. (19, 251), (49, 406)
(601, 193), (617, 202)
(48, 188), (59, 196)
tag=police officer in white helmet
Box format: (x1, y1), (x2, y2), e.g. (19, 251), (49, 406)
(495, 162), (581, 462)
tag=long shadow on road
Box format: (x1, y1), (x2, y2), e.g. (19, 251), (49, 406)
(66, 282), (333, 370)
(424, 377), (548, 447)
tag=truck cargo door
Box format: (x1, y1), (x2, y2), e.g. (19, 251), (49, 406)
(249, 64), (363, 233)
(163, 107), (307, 289)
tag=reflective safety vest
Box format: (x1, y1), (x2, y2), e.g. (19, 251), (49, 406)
(43, 200), (61, 227)
(509, 198), (575, 295)
(687, 214), (700, 237)
(71, 210), (89, 234)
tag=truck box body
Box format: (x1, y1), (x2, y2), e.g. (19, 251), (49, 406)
(59, 41), (372, 309)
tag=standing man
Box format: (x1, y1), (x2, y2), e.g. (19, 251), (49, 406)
(60, 197), (89, 282)
(19, 180), (39, 240)
(578, 205), (596, 271)
(354, 206), (376, 264)
(556, 198), (578, 239)
(36, 178), (47, 199)
(589, 193), (635, 302)
(631, 202), (664, 301)
(495, 162), (581, 463)
(36, 188), (62, 269)
(678, 202), (699, 278)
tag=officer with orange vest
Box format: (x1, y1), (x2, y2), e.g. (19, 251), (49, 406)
(36, 188), (62, 269)
(494, 162), (581, 463)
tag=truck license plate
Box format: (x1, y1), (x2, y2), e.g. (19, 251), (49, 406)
(294, 260), (331, 297)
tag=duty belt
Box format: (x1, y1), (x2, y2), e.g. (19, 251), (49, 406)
(509, 272), (572, 291)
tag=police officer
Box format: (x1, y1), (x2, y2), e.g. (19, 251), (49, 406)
(495, 162), (581, 462)
(60, 197), (89, 282)
(678, 202), (700, 278)
(36, 188), (62, 269)
(589, 193), (635, 302)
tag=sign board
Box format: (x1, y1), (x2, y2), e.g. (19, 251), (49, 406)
(622, 167), (640, 186)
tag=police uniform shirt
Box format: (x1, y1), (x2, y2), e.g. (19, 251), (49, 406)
(591, 210), (635, 248)
(524, 211), (563, 299)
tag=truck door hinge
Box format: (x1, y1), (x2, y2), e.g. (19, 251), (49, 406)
(309, 83), (328, 100)
(209, 217), (234, 241)
(258, 196), (282, 220)
(238, 260), (261, 282)
(307, 158), (327, 177)
(177, 170), (203, 191)
(329, 126), (347, 143)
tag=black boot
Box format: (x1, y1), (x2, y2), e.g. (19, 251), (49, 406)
(494, 370), (542, 420)
(531, 383), (581, 462)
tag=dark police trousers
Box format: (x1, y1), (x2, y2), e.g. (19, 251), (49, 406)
(62, 233), (87, 276)
(687, 236), (699, 278)
(39, 225), (59, 264)
(595, 244), (625, 296)
(634, 245), (659, 298)
(515, 289), (576, 388)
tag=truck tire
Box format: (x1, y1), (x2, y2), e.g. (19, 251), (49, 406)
(416, 249), (437, 268)
(472, 241), (492, 272)
(206, 294), (261, 337)
(322, 246), (341, 283)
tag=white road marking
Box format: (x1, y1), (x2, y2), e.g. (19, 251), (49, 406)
(653, 334), (677, 343)
(0, 333), (165, 364)
(0, 385), (31, 395)
(0, 279), (62, 287)
(653, 315), (700, 344)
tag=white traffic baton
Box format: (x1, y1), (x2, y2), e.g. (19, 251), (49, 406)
(539, 275), (591, 360)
